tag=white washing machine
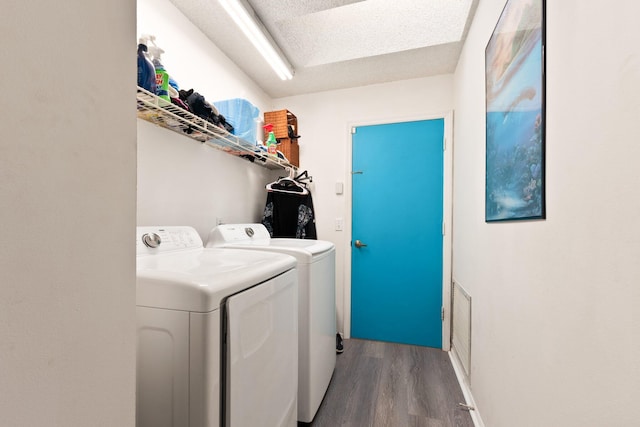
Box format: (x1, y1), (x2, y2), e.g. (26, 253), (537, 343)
(206, 223), (336, 423)
(136, 226), (298, 427)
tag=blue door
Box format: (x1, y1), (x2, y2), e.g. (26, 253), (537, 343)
(351, 119), (444, 348)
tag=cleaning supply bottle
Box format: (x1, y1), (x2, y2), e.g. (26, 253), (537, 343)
(147, 36), (170, 105)
(137, 36), (156, 93)
(255, 117), (265, 146)
(264, 124), (278, 155)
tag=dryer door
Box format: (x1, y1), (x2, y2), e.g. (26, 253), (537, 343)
(223, 269), (298, 427)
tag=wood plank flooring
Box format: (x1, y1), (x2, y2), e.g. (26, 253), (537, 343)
(308, 339), (474, 427)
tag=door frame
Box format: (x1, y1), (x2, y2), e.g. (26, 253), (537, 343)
(343, 111), (454, 351)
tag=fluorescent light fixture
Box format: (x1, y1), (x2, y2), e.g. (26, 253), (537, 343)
(219, 0), (294, 80)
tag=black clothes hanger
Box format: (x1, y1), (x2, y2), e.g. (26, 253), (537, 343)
(294, 170), (312, 183)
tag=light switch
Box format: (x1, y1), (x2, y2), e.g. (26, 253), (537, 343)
(335, 218), (344, 231)
(335, 182), (344, 195)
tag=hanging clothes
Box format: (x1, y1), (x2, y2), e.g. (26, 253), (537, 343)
(262, 184), (317, 239)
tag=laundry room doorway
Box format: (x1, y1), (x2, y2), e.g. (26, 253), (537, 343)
(349, 117), (451, 349)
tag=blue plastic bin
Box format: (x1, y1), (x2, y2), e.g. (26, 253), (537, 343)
(213, 98), (260, 144)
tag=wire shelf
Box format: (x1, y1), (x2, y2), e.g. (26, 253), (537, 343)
(136, 87), (295, 170)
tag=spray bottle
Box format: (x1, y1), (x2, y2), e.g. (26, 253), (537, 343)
(264, 124), (278, 155)
(137, 36), (156, 93)
(147, 35), (171, 105)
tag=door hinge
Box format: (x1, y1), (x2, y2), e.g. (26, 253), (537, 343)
(351, 127), (357, 134)
(442, 222), (445, 236)
(441, 307), (445, 321)
(443, 137), (446, 151)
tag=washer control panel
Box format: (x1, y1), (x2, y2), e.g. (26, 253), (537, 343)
(136, 226), (203, 255)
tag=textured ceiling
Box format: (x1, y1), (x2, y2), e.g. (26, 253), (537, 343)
(168, 0), (478, 98)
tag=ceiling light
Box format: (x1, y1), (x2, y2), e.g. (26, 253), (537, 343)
(219, 0), (294, 80)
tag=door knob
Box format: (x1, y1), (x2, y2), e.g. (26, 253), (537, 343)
(354, 239), (368, 248)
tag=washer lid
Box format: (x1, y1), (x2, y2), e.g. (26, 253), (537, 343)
(136, 248), (296, 312)
(207, 223), (334, 263)
(267, 238), (333, 255)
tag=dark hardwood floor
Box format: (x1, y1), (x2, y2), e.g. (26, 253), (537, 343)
(309, 339), (474, 427)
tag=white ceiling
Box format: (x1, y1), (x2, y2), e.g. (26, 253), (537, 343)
(168, 0), (478, 98)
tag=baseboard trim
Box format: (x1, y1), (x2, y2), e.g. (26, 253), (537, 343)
(449, 349), (485, 427)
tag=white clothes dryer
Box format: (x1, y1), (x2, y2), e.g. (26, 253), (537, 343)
(206, 223), (336, 423)
(136, 226), (298, 427)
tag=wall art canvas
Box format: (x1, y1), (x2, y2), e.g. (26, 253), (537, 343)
(485, 0), (545, 221)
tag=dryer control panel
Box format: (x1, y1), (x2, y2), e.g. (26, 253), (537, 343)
(136, 226), (203, 255)
(207, 223), (271, 246)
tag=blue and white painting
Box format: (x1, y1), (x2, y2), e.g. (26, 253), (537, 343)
(485, 0), (545, 221)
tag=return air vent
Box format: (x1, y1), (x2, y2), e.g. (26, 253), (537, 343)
(452, 280), (471, 376)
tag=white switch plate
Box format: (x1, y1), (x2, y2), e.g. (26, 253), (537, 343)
(335, 218), (344, 231)
(335, 182), (344, 195)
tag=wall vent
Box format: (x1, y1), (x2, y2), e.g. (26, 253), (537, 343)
(452, 280), (472, 376)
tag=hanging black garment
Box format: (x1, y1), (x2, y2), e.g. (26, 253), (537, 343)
(262, 191), (317, 239)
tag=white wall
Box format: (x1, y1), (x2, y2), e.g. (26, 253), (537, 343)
(274, 76), (454, 335)
(137, 0), (280, 237)
(453, 1), (640, 426)
(0, 2), (137, 427)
